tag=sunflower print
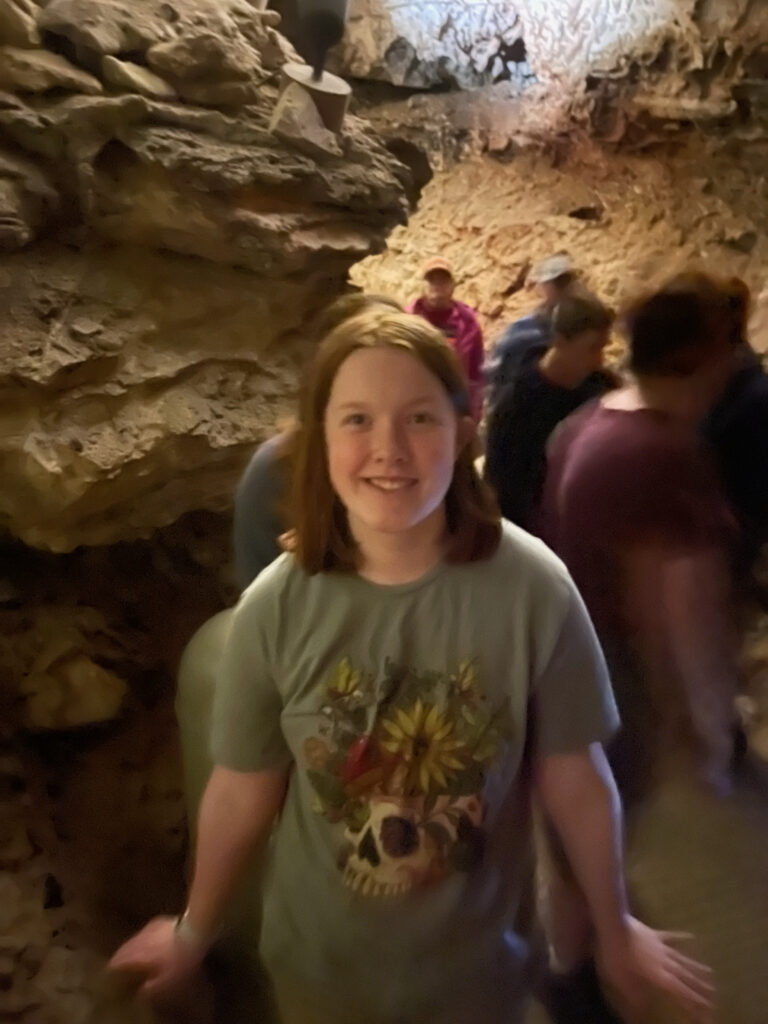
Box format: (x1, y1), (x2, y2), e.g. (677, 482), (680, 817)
(303, 657), (514, 896)
(379, 699), (467, 794)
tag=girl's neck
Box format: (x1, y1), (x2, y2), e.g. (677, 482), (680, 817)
(353, 509), (447, 586)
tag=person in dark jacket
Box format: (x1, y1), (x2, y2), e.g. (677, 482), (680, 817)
(703, 278), (768, 578)
(485, 253), (580, 410)
(485, 291), (616, 529)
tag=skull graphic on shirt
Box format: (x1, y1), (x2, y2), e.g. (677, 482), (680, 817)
(340, 793), (484, 897)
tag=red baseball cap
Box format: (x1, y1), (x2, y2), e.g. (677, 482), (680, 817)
(421, 257), (454, 279)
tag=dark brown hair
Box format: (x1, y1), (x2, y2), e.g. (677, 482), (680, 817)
(552, 290), (613, 340)
(623, 271), (735, 377)
(291, 309), (501, 574)
(721, 276), (751, 346)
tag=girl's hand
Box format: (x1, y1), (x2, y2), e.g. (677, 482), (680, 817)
(597, 917), (715, 1023)
(109, 915), (206, 1000)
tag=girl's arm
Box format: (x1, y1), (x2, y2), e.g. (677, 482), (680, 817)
(536, 745), (714, 1023)
(110, 764), (288, 997)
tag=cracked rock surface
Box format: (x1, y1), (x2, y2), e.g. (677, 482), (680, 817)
(0, 0), (412, 553)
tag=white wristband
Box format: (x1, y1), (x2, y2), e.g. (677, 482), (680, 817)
(174, 911), (212, 954)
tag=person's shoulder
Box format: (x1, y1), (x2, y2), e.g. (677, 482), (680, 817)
(512, 309), (549, 331)
(498, 311), (550, 345)
(726, 361), (768, 413)
(515, 310), (548, 327)
(238, 551), (303, 610)
(453, 299), (481, 322)
(237, 432), (288, 489)
(488, 522), (573, 600)
(494, 364), (543, 411)
(706, 358), (768, 441)
(565, 408), (705, 495)
(547, 399), (598, 455)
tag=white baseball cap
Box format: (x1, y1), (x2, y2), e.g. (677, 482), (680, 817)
(531, 253), (576, 283)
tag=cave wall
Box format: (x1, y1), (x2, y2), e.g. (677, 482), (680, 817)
(1, 5), (767, 1023)
(339, 0), (533, 89)
(0, 0), (412, 553)
(336, 0), (768, 132)
(351, 137), (768, 357)
(0, 8), (415, 1004)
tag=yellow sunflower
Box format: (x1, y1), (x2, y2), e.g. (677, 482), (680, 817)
(380, 699), (467, 794)
(453, 659), (480, 695)
(327, 657), (362, 697)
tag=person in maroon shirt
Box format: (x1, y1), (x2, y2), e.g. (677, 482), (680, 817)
(409, 257), (485, 421)
(539, 273), (740, 803)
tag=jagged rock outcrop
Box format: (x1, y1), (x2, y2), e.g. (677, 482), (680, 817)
(518, 0), (768, 134)
(352, 140), (768, 357)
(0, 0), (412, 552)
(335, 0), (767, 136)
(337, 0), (534, 90)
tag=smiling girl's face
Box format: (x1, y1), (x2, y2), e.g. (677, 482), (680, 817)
(324, 346), (470, 550)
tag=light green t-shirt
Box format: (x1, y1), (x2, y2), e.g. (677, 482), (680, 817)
(211, 523), (618, 1024)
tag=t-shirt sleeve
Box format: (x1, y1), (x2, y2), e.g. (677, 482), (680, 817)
(530, 578), (619, 758)
(210, 588), (293, 773)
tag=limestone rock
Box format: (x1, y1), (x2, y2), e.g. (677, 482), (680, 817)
(147, 30), (262, 83)
(0, 46), (103, 93)
(0, 0), (413, 550)
(0, 604), (120, 691)
(339, 0), (531, 89)
(631, 92), (738, 122)
(21, 654), (128, 729)
(516, 0), (768, 131)
(0, 752), (26, 795)
(38, 0), (284, 69)
(0, 147), (59, 249)
(269, 80), (343, 157)
(101, 56), (176, 100)
(334, 0), (767, 134)
(0, 873), (51, 950)
(0, 810), (34, 867)
(352, 142), (768, 360)
(749, 287), (768, 356)
(171, 77), (262, 107)
(0, 0), (40, 47)
(38, 0), (174, 59)
(0, 239), (390, 550)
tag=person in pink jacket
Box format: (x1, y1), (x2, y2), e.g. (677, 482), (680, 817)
(409, 258), (485, 421)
